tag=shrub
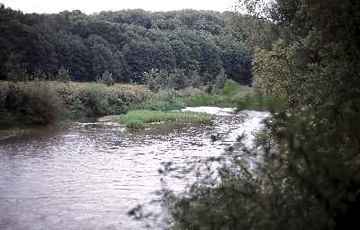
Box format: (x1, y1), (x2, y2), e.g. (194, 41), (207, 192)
(0, 83), (7, 110)
(168, 69), (187, 90)
(144, 68), (197, 92)
(2, 81), (65, 125)
(187, 70), (202, 88)
(76, 85), (117, 116)
(184, 94), (227, 107)
(59, 83), (149, 118)
(236, 94), (287, 112)
(0, 81), (150, 126)
(223, 79), (242, 96)
(214, 68), (227, 92)
(56, 67), (71, 82)
(144, 69), (169, 92)
(132, 90), (185, 111)
(97, 71), (114, 86)
(7, 68), (30, 82)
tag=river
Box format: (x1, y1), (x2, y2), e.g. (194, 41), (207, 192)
(0, 107), (269, 230)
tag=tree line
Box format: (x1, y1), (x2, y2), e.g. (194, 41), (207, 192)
(0, 4), (256, 85)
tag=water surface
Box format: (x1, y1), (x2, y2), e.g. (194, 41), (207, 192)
(0, 108), (269, 230)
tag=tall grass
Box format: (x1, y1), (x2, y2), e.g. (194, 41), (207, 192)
(131, 81), (257, 110)
(183, 80), (255, 108)
(56, 82), (149, 118)
(0, 81), (65, 125)
(183, 80), (287, 112)
(0, 79), (285, 128)
(130, 90), (185, 111)
(236, 94), (288, 112)
(0, 81), (150, 127)
(117, 110), (212, 130)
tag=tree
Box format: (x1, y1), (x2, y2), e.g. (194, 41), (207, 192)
(98, 71), (114, 86)
(0, 6), (255, 85)
(56, 67), (71, 82)
(170, 1), (360, 230)
(218, 35), (253, 85)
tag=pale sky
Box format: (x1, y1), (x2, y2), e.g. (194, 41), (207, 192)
(1, 0), (237, 14)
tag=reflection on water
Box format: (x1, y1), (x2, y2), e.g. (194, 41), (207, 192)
(0, 108), (269, 230)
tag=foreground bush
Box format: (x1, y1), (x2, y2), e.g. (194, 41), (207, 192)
(169, 0), (360, 229)
(168, 119), (331, 230)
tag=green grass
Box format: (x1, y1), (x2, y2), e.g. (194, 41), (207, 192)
(120, 80), (260, 113)
(56, 82), (150, 117)
(236, 94), (288, 112)
(130, 80), (256, 111)
(223, 79), (248, 96)
(130, 90), (185, 111)
(183, 94), (229, 107)
(182, 80), (287, 112)
(117, 110), (212, 130)
(0, 79), (286, 129)
(183, 80), (255, 108)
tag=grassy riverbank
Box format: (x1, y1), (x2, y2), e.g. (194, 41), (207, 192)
(133, 80), (285, 113)
(132, 80), (256, 111)
(0, 81), (150, 127)
(0, 79), (282, 129)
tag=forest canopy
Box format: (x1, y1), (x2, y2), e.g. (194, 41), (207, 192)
(0, 5), (257, 85)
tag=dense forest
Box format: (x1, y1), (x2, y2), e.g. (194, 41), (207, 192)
(0, 4), (257, 85)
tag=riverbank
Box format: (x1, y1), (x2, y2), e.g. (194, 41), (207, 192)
(0, 80), (282, 130)
(131, 80), (285, 114)
(0, 81), (150, 127)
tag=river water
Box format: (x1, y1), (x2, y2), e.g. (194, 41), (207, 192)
(0, 107), (269, 230)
